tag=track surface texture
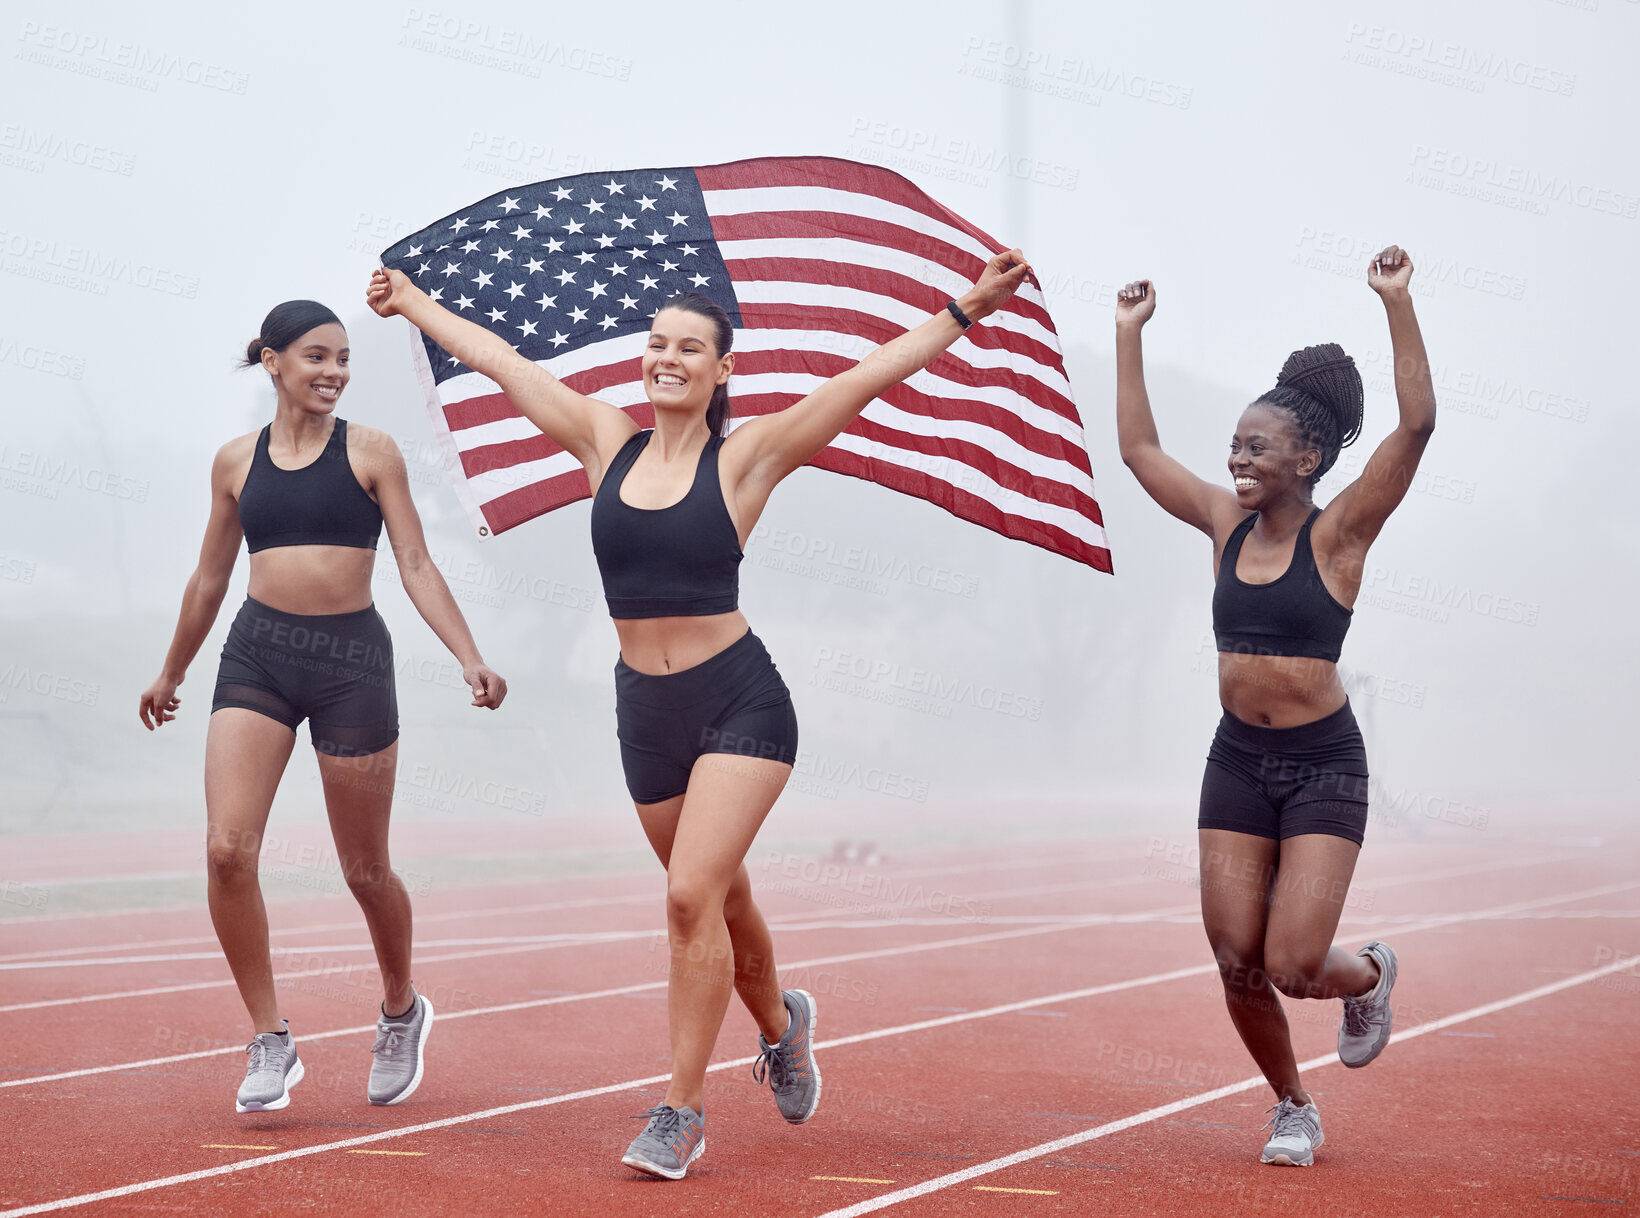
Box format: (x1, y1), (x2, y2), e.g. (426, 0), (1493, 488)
(2, 820), (1637, 1216)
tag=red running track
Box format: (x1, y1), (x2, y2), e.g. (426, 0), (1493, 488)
(1, 832), (1637, 1216)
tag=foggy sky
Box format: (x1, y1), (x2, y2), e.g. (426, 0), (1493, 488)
(3, 0), (1634, 837)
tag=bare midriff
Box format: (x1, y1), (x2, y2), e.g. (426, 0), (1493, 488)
(1217, 653), (1347, 728)
(614, 610), (751, 675)
(247, 547), (377, 615)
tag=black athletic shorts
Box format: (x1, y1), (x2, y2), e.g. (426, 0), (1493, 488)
(212, 596), (399, 757)
(1198, 700), (1370, 845)
(614, 629), (798, 805)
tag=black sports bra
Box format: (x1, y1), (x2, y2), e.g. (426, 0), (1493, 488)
(237, 418), (383, 554)
(589, 429), (743, 619)
(1212, 510), (1351, 662)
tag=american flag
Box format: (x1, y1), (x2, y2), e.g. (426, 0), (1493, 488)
(380, 155), (1110, 572)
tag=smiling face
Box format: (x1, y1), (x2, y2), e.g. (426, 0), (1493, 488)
(1229, 403), (1319, 507)
(261, 322), (350, 414)
(643, 307), (732, 417)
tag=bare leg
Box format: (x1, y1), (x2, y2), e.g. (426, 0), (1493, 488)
(1198, 829), (1313, 1105)
(634, 753), (791, 1114)
(1262, 833), (1379, 1002)
(317, 742), (413, 1016)
(204, 709), (297, 1036)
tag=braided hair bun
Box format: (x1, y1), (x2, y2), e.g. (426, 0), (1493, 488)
(1254, 343), (1364, 484)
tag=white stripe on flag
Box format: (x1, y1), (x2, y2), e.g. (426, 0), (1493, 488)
(716, 236), (1061, 353)
(701, 184), (1047, 312)
(431, 308), (1072, 419)
(731, 281), (1068, 402)
(826, 430), (1108, 550)
(448, 345), (1083, 457)
(465, 416), (1106, 550)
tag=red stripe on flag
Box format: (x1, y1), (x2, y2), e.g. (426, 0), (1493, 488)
(734, 302), (1076, 417)
(728, 390), (1102, 526)
(707, 211), (1056, 334)
(723, 259), (1065, 379)
(811, 445), (1112, 573)
(474, 424), (1109, 571)
(730, 349), (1091, 473)
(695, 156), (1008, 263)
(478, 467), (593, 536)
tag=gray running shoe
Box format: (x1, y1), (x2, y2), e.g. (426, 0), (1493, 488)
(368, 987), (434, 1106)
(236, 1021), (303, 1113)
(1261, 1097), (1324, 1166)
(751, 989), (821, 1123)
(1339, 941), (1398, 1068)
(622, 1104), (706, 1180)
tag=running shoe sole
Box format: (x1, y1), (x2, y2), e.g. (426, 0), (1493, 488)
(370, 995), (435, 1106)
(1261, 1149), (1315, 1167)
(236, 1058), (304, 1114)
(1262, 1126), (1323, 1166)
(622, 1138), (705, 1180)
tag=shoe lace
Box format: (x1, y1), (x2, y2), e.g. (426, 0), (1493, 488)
(244, 1038), (271, 1072)
(1263, 1098), (1310, 1138)
(371, 1027), (404, 1057)
(751, 1039), (794, 1092)
(1341, 992), (1373, 1037)
(632, 1104), (683, 1141)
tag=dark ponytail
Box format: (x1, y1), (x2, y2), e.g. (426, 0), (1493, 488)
(241, 300), (343, 370)
(1253, 343), (1364, 485)
(659, 291), (734, 436)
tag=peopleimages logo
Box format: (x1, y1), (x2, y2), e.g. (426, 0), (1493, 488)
(1342, 23), (1576, 96)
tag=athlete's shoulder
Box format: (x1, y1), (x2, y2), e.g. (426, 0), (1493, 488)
(214, 428), (260, 465)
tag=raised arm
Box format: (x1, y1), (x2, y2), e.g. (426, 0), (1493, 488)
(366, 268), (635, 481)
(1318, 246), (1436, 550)
(724, 250), (1033, 499)
(355, 426), (506, 709)
(139, 442), (246, 729)
(1114, 280), (1240, 538)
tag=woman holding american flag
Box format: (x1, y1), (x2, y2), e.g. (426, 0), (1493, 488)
(1114, 246), (1435, 1168)
(368, 248), (1030, 1179)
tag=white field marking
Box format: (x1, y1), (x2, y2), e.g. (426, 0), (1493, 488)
(0, 902), (1172, 971)
(810, 951), (1640, 1218)
(0, 868), (1160, 1007)
(9, 850), (1634, 1016)
(7, 869), (1634, 1092)
(0, 934), (653, 1015)
(0, 847), (1135, 960)
(3, 839), (1581, 965)
(5, 938), (1635, 1218)
(0, 917), (1136, 1086)
(0, 956), (1223, 1216)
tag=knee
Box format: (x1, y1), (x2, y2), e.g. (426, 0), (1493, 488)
(206, 845), (257, 888)
(666, 872), (724, 932)
(1264, 945), (1326, 999)
(1208, 938), (1265, 991)
(341, 857), (397, 903)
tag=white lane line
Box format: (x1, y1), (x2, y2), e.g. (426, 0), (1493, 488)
(11, 863), (1634, 1061)
(0, 917), (1141, 1087)
(0, 866), (1156, 968)
(0, 848), (1135, 960)
(7, 870), (1635, 1092)
(809, 950), (1640, 1217)
(0, 953), (1227, 1217)
(0, 842), (1580, 965)
(5, 937), (1635, 1217)
(0, 901), (1148, 1010)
